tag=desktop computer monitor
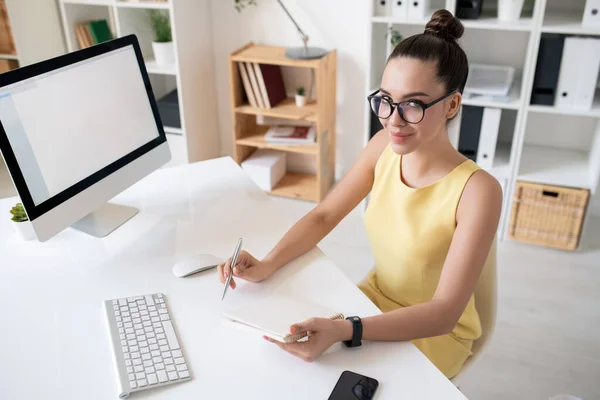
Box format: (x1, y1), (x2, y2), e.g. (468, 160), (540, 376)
(0, 35), (171, 242)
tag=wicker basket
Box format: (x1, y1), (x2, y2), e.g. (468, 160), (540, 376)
(508, 181), (590, 250)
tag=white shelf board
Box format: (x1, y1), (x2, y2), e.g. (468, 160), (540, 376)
(518, 145), (593, 190)
(145, 60), (177, 75)
(542, 13), (600, 35)
(528, 100), (600, 118)
(488, 142), (512, 180)
(115, 1), (170, 10)
(61, 0), (114, 6)
(372, 16), (428, 25)
(460, 17), (533, 32)
(0, 53), (18, 60)
(164, 126), (183, 135)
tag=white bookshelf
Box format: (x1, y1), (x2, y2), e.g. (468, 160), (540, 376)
(364, 0), (600, 244)
(58, 0), (220, 167)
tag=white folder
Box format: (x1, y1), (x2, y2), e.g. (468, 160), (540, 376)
(392, 0), (409, 19)
(573, 38), (600, 110)
(476, 108), (502, 170)
(555, 37), (586, 108)
(408, 0), (430, 20)
(583, 0), (600, 27)
(374, 0), (392, 17)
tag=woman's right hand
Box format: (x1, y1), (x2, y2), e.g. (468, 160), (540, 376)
(217, 250), (276, 289)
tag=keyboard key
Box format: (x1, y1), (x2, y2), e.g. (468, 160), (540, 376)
(130, 381), (137, 389)
(171, 350), (182, 358)
(142, 353), (151, 361)
(122, 312), (130, 317)
(148, 338), (157, 345)
(130, 346), (139, 352)
(141, 310), (149, 316)
(124, 353), (130, 360)
(139, 341), (148, 348)
(174, 358), (185, 365)
(135, 372), (145, 380)
(134, 365), (144, 373)
(158, 336), (166, 343)
(135, 329), (144, 336)
(142, 315), (150, 322)
(166, 364), (175, 372)
(150, 344), (159, 351)
(127, 334), (135, 340)
(113, 300), (118, 305)
(145, 367), (155, 374)
(155, 363), (165, 370)
(139, 335), (147, 342)
(118, 298), (126, 306)
(176, 364), (187, 372)
(168, 371), (178, 381)
(152, 316), (160, 323)
(156, 327), (164, 334)
(129, 373), (135, 381)
(128, 297), (136, 303)
(144, 360), (153, 367)
(162, 320), (181, 350)
(133, 359), (142, 366)
(130, 307), (139, 313)
(157, 293), (163, 298)
(160, 345), (169, 352)
(150, 312), (159, 318)
(123, 317), (131, 323)
(153, 321), (161, 328)
(135, 296), (144, 301)
(139, 304), (147, 310)
(121, 340), (127, 346)
(145, 295), (155, 306)
(127, 366), (133, 373)
(138, 379), (147, 387)
(128, 340), (137, 346)
(149, 306), (157, 312)
(157, 370), (168, 383)
(160, 314), (170, 321)
(117, 322), (123, 328)
(165, 358), (174, 365)
(153, 356), (162, 363)
(119, 328), (125, 335)
(122, 346), (129, 353)
(133, 317), (141, 323)
(147, 332), (156, 338)
(162, 351), (171, 358)
(179, 370), (190, 379)
(143, 321), (152, 328)
(134, 323), (142, 330)
(125, 328), (134, 334)
(158, 309), (168, 315)
(120, 334), (125, 340)
(124, 322), (132, 329)
(131, 352), (140, 359)
(148, 373), (158, 385)
(151, 350), (160, 357)
(141, 347), (150, 354)
(158, 299), (165, 304)
(132, 313), (140, 319)
(145, 327), (153, 333)
(125, 360), (132, 367)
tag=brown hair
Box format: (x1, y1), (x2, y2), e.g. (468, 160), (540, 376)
(389, 9), (469, 94)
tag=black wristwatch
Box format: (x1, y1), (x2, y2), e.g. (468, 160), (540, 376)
(343, 316), (362, 348)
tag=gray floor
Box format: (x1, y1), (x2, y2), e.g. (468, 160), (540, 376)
(1, 162), (598, 399)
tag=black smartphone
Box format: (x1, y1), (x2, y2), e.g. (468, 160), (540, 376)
(328, 370), (379, 400)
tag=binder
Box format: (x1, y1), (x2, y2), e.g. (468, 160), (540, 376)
(573, 38), (600, 110)
(392, 0), (409, 19)
(456, 0), (484, 19)
(555, 37), (585, 108)
(458, 105), (483, 162)
(374, 0), (391, 17)
(238, 62), (258, 108)
(583, 0), (600, 27)
(408, 0), (430, 19)
(531, 34), (565, 106)
(476, 108), (502, 170)
(246, 62), (265, 108)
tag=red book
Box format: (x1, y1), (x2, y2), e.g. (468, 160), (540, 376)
(255, 64), (287, 108)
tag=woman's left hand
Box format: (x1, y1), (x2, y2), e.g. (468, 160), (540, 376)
(264, 317), (351, 362)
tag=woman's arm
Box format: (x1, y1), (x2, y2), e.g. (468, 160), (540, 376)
(261, 131), (389, 273)
(351, 169), (503, 342)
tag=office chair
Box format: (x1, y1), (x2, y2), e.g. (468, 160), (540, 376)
(452, 238), (498, 384)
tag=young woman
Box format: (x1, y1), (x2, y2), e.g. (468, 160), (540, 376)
(218, 9), (502, 379)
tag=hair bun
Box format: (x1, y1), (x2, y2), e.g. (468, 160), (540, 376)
(424, 9), (464, 42)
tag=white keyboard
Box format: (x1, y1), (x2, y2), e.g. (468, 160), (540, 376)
(103, 293), (190, 399)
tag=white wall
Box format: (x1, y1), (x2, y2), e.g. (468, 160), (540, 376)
(209, 0), (370, 179)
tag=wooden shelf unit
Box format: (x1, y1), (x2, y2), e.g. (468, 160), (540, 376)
(229, 43), (336, 202)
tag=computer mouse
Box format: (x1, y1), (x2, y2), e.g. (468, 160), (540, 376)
(172, 254), (224, 278)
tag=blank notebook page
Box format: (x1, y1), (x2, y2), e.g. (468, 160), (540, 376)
(222, 295), (337, 342)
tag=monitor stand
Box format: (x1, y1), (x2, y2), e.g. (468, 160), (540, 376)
(70, 203), (139, 238)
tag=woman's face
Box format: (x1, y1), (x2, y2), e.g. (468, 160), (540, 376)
(378, 57), (460, 155)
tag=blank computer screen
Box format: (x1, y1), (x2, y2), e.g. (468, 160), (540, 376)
(0, 45), (159, 206)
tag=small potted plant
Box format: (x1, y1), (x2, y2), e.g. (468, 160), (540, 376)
(10, 202), (35, 240)
(148, 10), (174, 66)
(295, 86), (307, 107)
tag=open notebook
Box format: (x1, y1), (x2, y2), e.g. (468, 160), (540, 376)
(222, 295), (343, 343)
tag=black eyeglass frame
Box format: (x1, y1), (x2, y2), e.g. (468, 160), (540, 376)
(367, 89), (458, 124)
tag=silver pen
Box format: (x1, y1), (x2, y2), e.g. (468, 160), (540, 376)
(222, 238), (242, 301)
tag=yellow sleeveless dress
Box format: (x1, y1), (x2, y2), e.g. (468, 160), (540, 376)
(359, 144), (482, 379)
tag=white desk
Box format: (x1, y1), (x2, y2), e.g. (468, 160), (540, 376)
(0, 157), (466, 400)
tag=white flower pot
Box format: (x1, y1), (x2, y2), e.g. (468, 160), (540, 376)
(152, 41), (175, 66)
(498, 0), (525, 22)
(11, 220), (36, 241)
(295, 94), (307, 107)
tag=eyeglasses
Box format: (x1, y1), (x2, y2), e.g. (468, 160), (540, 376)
(367, 89), (457, 124)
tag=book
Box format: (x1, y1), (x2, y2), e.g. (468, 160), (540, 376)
(246, 62), (265, 108)
(238, 62), (258, 108)
(264, 125), (316, 145)
(88, 20), (113, 44)
(253, 63), (286, 109)
(222, 295), (343, 343)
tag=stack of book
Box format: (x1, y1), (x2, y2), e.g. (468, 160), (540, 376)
(264, 125), (316, 145)
(75, 20), (113, 50)
(237, 61), (287, 109)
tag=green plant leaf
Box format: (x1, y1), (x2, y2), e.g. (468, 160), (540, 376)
(148, 10), (172, 43)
